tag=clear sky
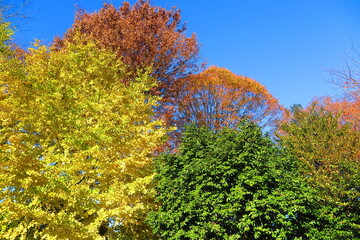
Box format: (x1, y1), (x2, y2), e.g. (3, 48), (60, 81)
(12, 0), (360, 108)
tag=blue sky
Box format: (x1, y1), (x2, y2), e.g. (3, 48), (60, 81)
(12, 0), (360, 108)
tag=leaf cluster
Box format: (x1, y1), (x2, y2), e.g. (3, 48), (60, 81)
(53, 0), (201, 94)
(148, 121), (344, 239)
(0, 35), (167, 239)
(279, 104), (360, 202)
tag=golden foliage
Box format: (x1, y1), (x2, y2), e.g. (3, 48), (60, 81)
(0, 38), (166, 239)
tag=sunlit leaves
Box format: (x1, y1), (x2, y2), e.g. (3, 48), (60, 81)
(162, 66), (283, 140)
(0, 20), (12, 53)
(148, 122), (325, 239)
(0, 37), (167, 239)
(279, 103), (360, 203)
(314, 96), (360, 131)
(53, 0), (201, 93)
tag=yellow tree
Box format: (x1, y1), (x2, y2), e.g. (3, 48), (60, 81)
(0, 17), (12, 52)
(0, 36), (167, 239)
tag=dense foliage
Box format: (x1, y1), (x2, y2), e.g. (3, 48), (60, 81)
(0, 35), (167, 239)
(0, 17), (12, 53)
(148, 121), (348, 239)
(53, 0), (201, 94)
(279, 104), (360, 238)
(279, 104), (360, 201)
(1, 1), (360, 239)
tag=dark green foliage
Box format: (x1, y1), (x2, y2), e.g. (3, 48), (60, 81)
(148, 121), (346, 239)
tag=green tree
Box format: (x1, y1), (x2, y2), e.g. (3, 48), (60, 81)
(148, 121), (339, 239)
(0, 35), (167, 239)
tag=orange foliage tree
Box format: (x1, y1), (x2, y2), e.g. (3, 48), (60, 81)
(163, 66), (283, 134)
(330, 47), (360, 100)
(53, 0), (201, 94)
(318, 47), (360, 129)
(312, 96), (360, 130)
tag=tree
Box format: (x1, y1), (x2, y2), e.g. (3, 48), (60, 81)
(311, 96), (360, 130)
(162, 66), (283, 139)
(0, 0), (28, 21)
(148, 121), (342, 239)
(0, 35), (167, 239)
(279, 103), (360, 201)
(0, 16), (13, 53)
(319, 47), (360, 130)
(330, 46), (360, 100)
(53, 0), (201, 95)
(278, 104), (360, 237)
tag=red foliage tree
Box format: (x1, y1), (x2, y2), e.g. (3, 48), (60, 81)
(53, 0), (201, 94)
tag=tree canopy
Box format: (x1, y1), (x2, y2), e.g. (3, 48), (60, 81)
(0, 16), (13, 53)
(279, 104), (360, 202)
(53, 0), (201, 95)
(317, 48), (360, 130)
(0, 35), (167, 239)
(1, 1), (360, 239)
(278, 104), (360, 238)
(148, 121), (344, 239)
(161, 66), (283, 145)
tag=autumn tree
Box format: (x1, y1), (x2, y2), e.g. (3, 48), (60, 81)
(316, 47), (360, 130)
(0, 15), (13, 52)
(53, 0), (201, 95)
(279, 103), (360, 200)
(330, 47), (360, 100)
(312, 96), (360, 130)
(278, 104), (360, 236)
(163, 66), (283, 137)
(0, 35), (167, 239)
(148, 121), (354, 239)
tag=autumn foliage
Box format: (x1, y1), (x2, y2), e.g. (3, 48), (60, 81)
(274, 49), (360, 236)
(279, 104), (360, 200)
(0, 37), (167, 239)
(163, 66), (283, 132)
(53, 0), (201, 94)
(311, 48), (360, 130)
(310, 97), (360, 131)
(1, 0), (360, 239)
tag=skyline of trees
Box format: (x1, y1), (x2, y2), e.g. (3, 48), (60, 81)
(1, 1), (359, 239)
